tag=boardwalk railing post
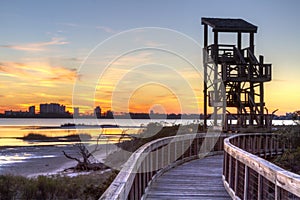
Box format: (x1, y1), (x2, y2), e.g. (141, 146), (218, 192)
(258, 174), (261, 200)
(156, 148), (159, 172)
(228, 155), (232, 187)
(234, 158), (238, 193)
(167, 142), (171, 164)
(258, 135), (262, 156)
(244, 165), (248, 200)
(264, 135), (267, 158)
(275, 184), (278, 200)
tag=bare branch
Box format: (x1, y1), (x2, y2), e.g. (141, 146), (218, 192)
(62, 150), (81, 163)
(272, 109), (279, 115)
(62, 133), (106, 171)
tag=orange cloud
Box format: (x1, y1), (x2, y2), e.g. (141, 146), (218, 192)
(0, 62), (78, 113)
(0, 62), (77, 85)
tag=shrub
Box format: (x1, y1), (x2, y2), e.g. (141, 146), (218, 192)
(104, 122), (204, 170)
(271, 125), (300, 175)
(0, 170), (117, 200)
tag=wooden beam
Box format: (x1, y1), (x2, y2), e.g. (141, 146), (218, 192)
(214, 31), (218, 60)
(213, 31), (219, 126)
(204, 24), (208, 48)
(237, 32), (242, 50)
(250, 32), (254, 54)
(259, 56), (264, 126)
(203, 24), (208, 130)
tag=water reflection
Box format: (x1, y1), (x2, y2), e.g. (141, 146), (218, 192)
(0, 153), (56, 166)
(0, 126), (141, 147)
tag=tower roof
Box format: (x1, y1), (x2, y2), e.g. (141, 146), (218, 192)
(201, 18), (257, 33)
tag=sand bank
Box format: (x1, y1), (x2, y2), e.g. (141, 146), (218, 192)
(0, 144), (117, 177)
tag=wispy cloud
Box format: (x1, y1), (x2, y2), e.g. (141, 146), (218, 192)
(0, 62), (78, 85)
(0, 37), (68, 52)
(96, 26), (118, 34)
(58, 22), (79, 27)
(144, 40), (166, 47)
(58, 23), (117, 34)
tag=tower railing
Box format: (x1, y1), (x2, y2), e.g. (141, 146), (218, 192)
(223, 134), (300, 200)
(222, 63), (271, 82)
(204, 44), (271, 82)
(205, 44), (236, 62)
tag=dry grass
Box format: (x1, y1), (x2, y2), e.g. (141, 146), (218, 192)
(0, 170), (117, 200)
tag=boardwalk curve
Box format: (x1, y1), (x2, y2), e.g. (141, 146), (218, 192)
(145, 155), (231, 200)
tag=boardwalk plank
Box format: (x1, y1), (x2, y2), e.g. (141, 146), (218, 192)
(144, 155), (231, 200)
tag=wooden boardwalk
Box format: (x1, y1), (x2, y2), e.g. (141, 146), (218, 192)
(144, 155), (231, 200)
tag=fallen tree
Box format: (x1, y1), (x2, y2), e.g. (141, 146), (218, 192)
(62, 135), (109, 171)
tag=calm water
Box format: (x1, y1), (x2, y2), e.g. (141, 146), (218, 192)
(0, 118), (197, 146)
(0, 118), (194, 168)
(0, 118), (295, 169)
(0, 118), (295, 147)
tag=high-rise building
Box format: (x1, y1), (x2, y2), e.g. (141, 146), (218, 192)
(106, 110), (113, 118)
(39, 103), (66, 114)
(73, 107), (79, 117)
(29, 106), (35, 116)
(94, 106), (101, 118)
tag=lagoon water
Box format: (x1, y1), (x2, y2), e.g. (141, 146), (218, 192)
(0, 118), (198, 173)
(0, 118), (198, 146)
(0, 118), (296, 145)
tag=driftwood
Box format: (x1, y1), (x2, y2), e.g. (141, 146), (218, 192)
(63, 135), (109, 171)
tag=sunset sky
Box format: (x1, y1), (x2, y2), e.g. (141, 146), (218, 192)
(1, 1), (300, 115)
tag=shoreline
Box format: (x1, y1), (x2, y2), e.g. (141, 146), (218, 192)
(0, 143), (117, 178)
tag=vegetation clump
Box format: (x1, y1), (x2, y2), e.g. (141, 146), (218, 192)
(0, 170), (117, 200)
(104, 122), (204, 169)
(270, 124), (300, 175)
(20, 133), (91, 142)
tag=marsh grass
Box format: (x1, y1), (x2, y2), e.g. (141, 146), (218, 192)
(104, 122), (204, 170)
(20, 133), (92, 142)
(0, 170), (117, 200)
(270, 124), (300, 175)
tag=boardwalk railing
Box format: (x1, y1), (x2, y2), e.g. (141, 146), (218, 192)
(223, 134), (300, 200)
(100, 133), (227, 200)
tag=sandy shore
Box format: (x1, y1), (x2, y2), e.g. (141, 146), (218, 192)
(0, 144), (117, 177)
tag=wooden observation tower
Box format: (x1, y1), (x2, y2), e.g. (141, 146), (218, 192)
(202, 18), (272, 132)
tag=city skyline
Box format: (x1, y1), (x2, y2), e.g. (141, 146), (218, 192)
(1, 1), (300, 115)
(2, 101), (300, 119)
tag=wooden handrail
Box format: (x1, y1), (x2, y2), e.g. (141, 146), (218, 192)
(100, 133), (227, 200)
(223, 134), (300, 200)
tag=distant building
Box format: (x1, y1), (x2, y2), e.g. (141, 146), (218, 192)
(94, 106), (101, 118)
(39, 103), (66, 114)
(4, 110), (13, 116)
(73, 107), (79, 117)
(106, 110), (113, 118)
(29, 106), (35, 116)
(4, 110), (29, 117)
